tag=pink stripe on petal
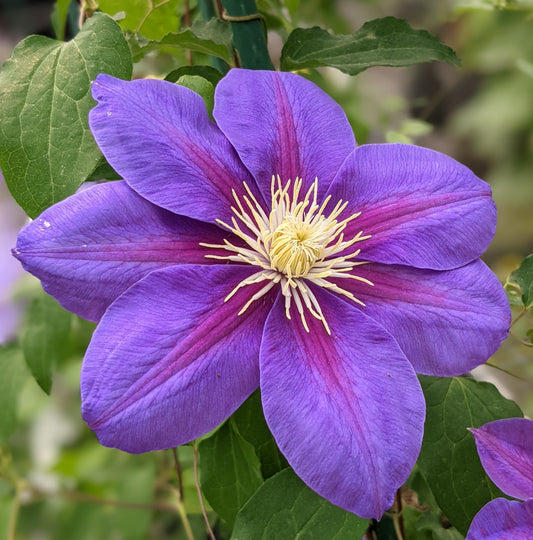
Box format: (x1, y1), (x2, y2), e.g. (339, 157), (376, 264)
(466, 498), (533, 539)
(330, 144), (496, 270)
(14, 181), (228, 322)
(334, 260), (510, 376)
(260, 286), (424, 519)
(82, 264), (275, 453)
(471, 418), (533, 501)
(90, 75), (262, 225)
(214, 69), (355, 203)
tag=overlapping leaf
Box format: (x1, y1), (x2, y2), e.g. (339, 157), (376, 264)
(21, 294), (72, 394)
(417, 376), (522, 535)
(128, 19), (233, 63)
(281, 17), (460, 75)
(231, 469), (369, 539)
(0, 12), (132, 217)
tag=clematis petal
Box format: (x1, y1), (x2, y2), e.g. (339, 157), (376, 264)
(81, 265), (274, 453)
(330, 144), (496, 270)
(89, 74), (260, 224)
(260, 286), (425, 519)
(471, 418), (533, 501)
(213, 69), (355, 202)
(466, 498), (533, 539)
(334, 259), (510, 376)
(13, 181), (227, 322)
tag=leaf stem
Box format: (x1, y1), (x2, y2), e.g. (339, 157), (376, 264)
(193, 444), (216, 540)
(7, 487), (21, 540)
(172, 447), (184, 501)
(511, 307), (528, 327)
(37, 489), (177, 512)
(136, 0), (172, 34)
(485, 361), (526, 379)
(390, 488), (404, 540)
(175, 496), (196, 540)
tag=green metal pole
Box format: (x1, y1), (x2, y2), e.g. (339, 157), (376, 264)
(220, 0), (275, 70)
(197, 0), (229, 74)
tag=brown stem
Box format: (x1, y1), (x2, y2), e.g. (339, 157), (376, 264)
(28, 488), (176, 512)
(193, 445), (216, 540)
(172, 447), (184, 501)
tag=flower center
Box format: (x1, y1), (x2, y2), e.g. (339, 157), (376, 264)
(200, 176), (373, 334)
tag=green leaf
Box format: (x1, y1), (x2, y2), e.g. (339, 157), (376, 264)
(281, 17), (460, 75)
(165, 65), (224, 86)
(21, 294), (72, 394)
(231, 468), (369, 539)
(417, 376), (523, 535)
(51, 0), (73, 40)
(231, 391), (288, 479)
(415, 512), (464, 540)
(176, 75), (215, 117)
(506, 254), (533, 310)
(0, 12), (132, 218)
(0, 345), (30, 444)
(86, 158), (122, 182)
(128, 19), (233, 64)
(98, 0), (181, 40)
(199, 419), (263, 526)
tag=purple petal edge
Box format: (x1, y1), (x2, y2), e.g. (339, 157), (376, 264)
(466, 498), (533, 539)
(471, 418), (533, 501)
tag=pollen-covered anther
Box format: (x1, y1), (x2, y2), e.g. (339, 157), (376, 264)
(200, 175), (373, 334)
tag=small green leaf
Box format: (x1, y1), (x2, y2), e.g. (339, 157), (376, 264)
(86, 158), (121, 182)
(231, 468), (369, 539)
(231, 391), (288, 479)
(417, 376), (523, 535)
(21, 293), (72, 394)
(128, 19), (233, 63)
(415, 512), (464, 540)
(0, 345), (30, 444)
(51, 0), (73, 40)
(165, 65), (224, 86)
(176, 75), (215, 117)
(199, 419), (263, 526)
(506, 254), (533, 310)
(0, 12), (132, 217)
(98, 0), (181, 39)
(281, 17), (460, 75)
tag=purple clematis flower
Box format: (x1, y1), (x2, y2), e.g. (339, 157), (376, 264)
(13, 69), (510, 519)
(467, 418), (533, 539)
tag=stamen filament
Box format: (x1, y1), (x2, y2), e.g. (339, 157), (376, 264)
(203, 175), (373, 333)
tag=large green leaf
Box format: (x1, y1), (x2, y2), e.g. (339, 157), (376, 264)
(0, 346), (30, 444)
(231, 391), (288, 479)
(0, 12), (132, 218)
(198, 419), (263, 526)
(231, 469), (369, 539)
(98, 0), (181, 40)
(21, 293), (72, 394)
(417, 376), (522, 535)
(281, 17), (460, 75)
(128, 19), (233, 63)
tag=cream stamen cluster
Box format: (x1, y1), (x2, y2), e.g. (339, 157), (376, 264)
(201, 176), (373, 334)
